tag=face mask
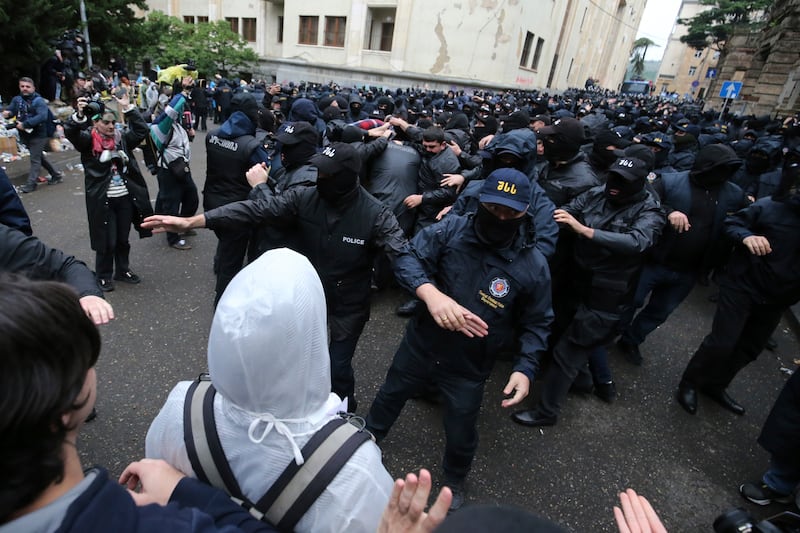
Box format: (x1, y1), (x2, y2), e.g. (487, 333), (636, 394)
(543, 135), (579, 163)
(591, 147), (619, 169)
(746, 153), (770, 174)
(316, 172), (357, 204)
(690, 164), (737, 189)
(605, 174), (645, 205)
(474, 203), (524, 248)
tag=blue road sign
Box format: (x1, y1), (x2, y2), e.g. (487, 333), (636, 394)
(719, 81), (742, 99)
(706, 68), (717, 79)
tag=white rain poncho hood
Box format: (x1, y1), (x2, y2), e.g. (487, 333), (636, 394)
(146, 248), (393, 533)
(208, 248), (336, 462)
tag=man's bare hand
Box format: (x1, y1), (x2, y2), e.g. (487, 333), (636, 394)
(246, 162), (269, 187)
(613, 488), (667, 533)
(378, 469), (451, 533)
(79, 295), (115, 325)
(141, 214), (202, 234)
(501, 371), (530, 408)
(119, 459), (186, 507)
(417, 283), (488, 338)
(403, 194), (423, 209)
(435, 205), (453, 221)
(440, 173), (465, 191)
(743, 235), (772, 256)
(668, 211), (691, 233)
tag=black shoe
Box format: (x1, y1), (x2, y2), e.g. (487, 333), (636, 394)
(98, 278), (115, 292)
(395, 299), (419, 317)
(85, 408), (97, 423)
(703, 388), (745, 416)
(48, 173), (64, 184)
(444, 479), (466, 512)
(676, 381), (697, 414)
(21, 183), (36, 193)
(510, 409), (557, 427)
(114, 270), (141, 284)
(739, 482), (793, 506)
(594, 381), (617, 403)
(617, 339), (643, 366)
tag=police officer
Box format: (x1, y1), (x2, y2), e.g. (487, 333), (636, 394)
(141, 143), (408, 413)
(203, 92), (272, 305)
(365, 168), (554, 511)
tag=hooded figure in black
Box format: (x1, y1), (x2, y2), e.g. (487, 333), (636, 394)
(615, 144), (745, 366)
(677, 145), (800, 416)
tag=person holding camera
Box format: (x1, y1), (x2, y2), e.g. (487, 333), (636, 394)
(64, 91), (153, 291)
(149, 77), (199, 251)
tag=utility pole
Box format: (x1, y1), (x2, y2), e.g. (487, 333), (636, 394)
(79, 0), (93, 68)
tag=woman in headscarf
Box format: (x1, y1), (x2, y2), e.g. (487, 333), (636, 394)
(145, 248), (393, 533)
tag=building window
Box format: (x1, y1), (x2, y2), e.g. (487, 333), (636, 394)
(299, 16), (319, 45)
(242, 17), (256, 42)
(227, 17), (239, 34)
(688, 66), (697, 76)
(183, 16), (195, 24)
(197, 16), (208, 23)
(277, 16), (284, 43)
(520, 32), (534, 67)
(694, 50), (703, 58)
(324, 16), (346, 47)
(365, 8), (395, 51)
(532, 37), (545, 70)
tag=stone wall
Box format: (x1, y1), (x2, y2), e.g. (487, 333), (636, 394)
(706, 0), (800, 117)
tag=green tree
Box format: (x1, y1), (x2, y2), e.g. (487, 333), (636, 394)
(0, 0), (150, 99)
(678, 0), (774, 52)
(629, 37), (659, 79)
(0, 0), (74, 98)
(139, 13), (258, 79)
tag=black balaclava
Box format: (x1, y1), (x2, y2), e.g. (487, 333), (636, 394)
(281, 142), (317, 168)
(316, 171), (358, 205)
(472, 117), (498, 144)
(605, 172), (645, 205)
(543, 134), (580, 163)
(773, 148), (800, 211)
(690, 145), (742, 188)
(746, 150), (771, 174)
(474, 204), (525, 248)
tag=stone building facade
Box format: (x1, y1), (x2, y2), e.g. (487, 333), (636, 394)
(141, 0), (645, 93)
(705, 0), (800, 117)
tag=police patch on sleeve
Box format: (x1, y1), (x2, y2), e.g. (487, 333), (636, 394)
(489, 277), (510, 298)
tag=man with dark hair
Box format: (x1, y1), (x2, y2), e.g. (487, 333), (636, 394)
(365, 168), (553, 511)
(2, 77), (64, 193)
(141, 143), (409, 413)
(203, 91), (272, 305)
(0, 275), (277, 532)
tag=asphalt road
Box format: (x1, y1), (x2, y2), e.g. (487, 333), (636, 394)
(7, 133), (799, 532)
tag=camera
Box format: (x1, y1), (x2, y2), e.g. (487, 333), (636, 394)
(714, 507), (800, 533)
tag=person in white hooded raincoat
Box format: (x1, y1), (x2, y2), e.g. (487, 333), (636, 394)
(145, 248), (393, 532)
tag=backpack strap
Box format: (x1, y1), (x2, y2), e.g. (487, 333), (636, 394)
(254, 418), (372, 532)
(183, 374), (250, 507)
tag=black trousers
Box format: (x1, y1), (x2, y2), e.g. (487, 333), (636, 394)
(682, 283), (785, 391)
(211, 227), (257, 306)
(155, 167), (199, 245)
(95, 195), (133, 279)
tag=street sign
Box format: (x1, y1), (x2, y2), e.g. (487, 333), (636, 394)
(706, 68), (717, 79)
(691, 80), (700, 88)
(719, 81), (742, 99)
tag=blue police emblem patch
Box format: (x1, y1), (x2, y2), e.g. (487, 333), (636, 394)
(489, 277), (510, 298)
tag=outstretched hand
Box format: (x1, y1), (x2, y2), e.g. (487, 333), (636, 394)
(613, 488), (667, 533)
(418, 283), (488, 338)
(79, 295), (114, 325)
(378, 469), (451, 533)
(141, 214), (201, 234)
